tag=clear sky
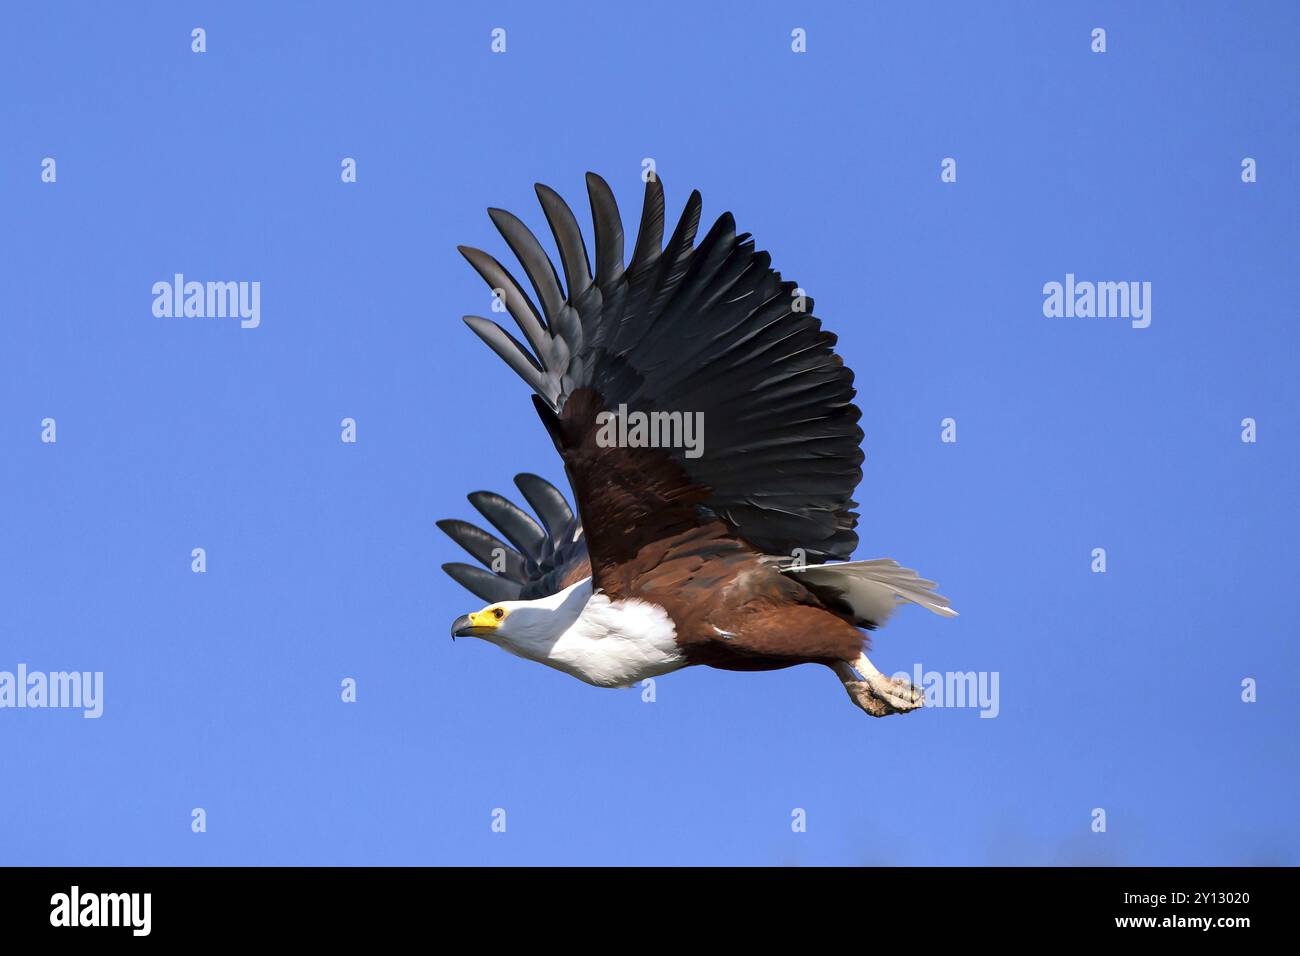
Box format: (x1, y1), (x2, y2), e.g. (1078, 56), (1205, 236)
(1, 1), (1296, 866)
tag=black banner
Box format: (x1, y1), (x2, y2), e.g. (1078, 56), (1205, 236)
(0, 866), (1281, 941)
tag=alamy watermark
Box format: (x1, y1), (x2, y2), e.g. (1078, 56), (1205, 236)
(595, 403), (705, 459)
(1042, 273), (1151, 329)
(152, 274), (261, 329)
(892, 663), (999, 718)
(0, 665), (103, 718)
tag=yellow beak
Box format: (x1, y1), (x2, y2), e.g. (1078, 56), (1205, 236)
(450, 610), (499, 639)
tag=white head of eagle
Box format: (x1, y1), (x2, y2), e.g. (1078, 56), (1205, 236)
(439, 173), (957, 717)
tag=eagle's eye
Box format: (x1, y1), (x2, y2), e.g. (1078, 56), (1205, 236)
(491, 607), (505, 620)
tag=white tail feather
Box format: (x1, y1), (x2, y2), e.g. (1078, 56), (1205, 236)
(782, 558), (958, 626)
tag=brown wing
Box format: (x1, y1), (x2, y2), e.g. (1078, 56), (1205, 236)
(459, 174), (865, 596)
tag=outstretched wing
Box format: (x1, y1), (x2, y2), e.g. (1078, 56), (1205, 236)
(438, 473), (590, 602)
(459, 174), (863, 592)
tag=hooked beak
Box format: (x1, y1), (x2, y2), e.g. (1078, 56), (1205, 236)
(450, 612), (495, 640)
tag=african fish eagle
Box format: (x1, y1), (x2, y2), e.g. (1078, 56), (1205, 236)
(438, 173), (956, 717)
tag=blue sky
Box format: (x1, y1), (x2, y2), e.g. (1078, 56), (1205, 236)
(1, 1), (1296, 865)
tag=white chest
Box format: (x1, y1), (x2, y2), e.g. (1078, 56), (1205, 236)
(503, 590), (687, 688)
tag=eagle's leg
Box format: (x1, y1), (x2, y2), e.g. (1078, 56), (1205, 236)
(833, 653), (923, 717)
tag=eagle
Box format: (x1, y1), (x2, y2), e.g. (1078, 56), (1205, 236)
(438, 173), (956, 717)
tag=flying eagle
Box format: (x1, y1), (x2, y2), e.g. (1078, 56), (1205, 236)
(438, 174), (956, 717)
